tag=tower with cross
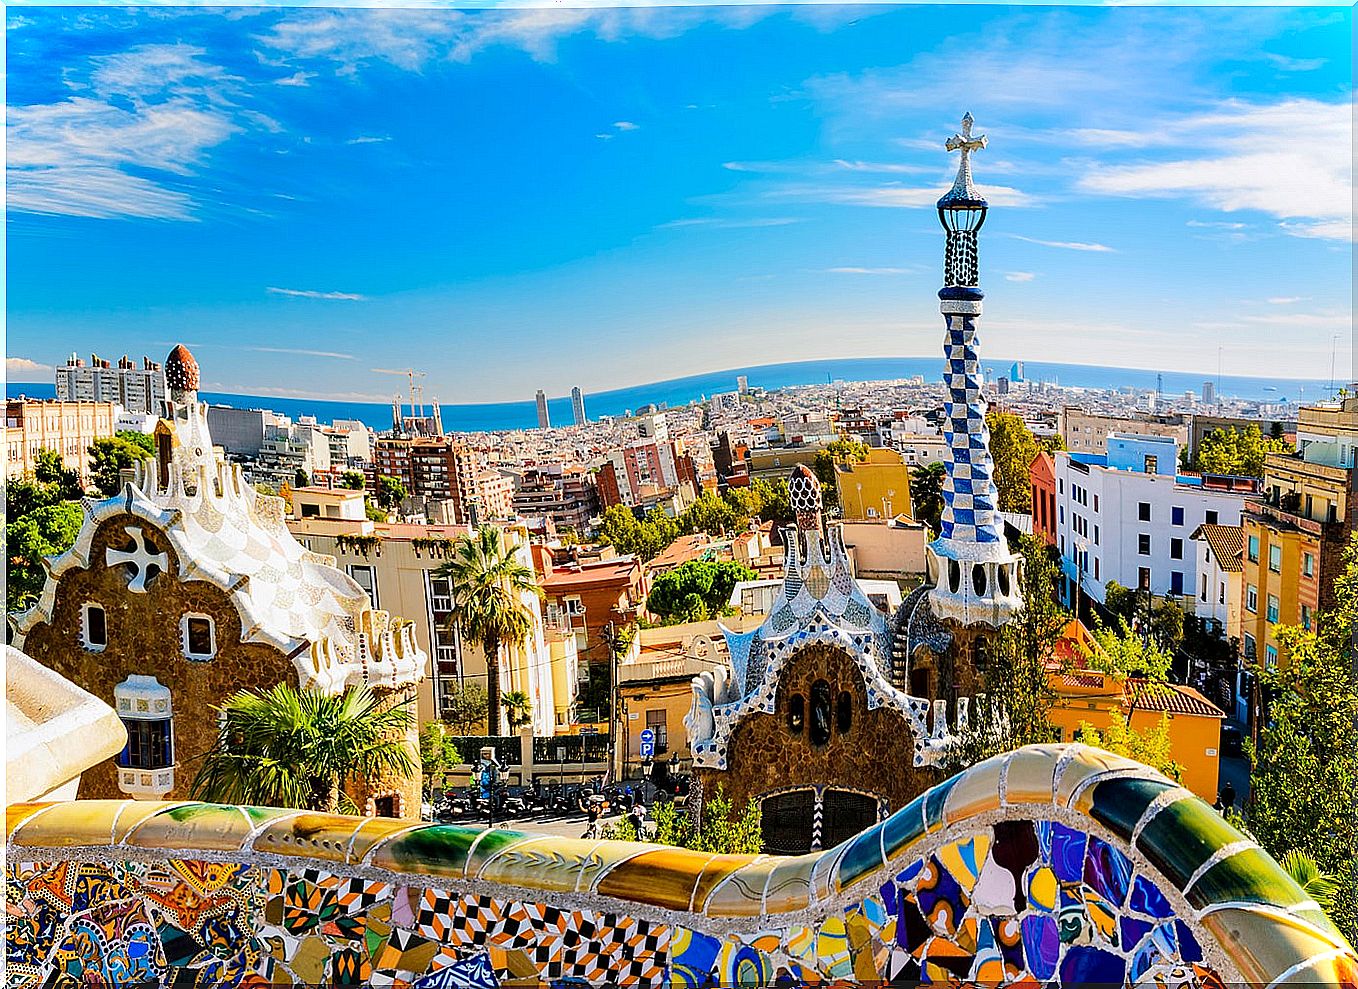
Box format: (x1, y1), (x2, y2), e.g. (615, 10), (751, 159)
(926, 113), (1024, 630)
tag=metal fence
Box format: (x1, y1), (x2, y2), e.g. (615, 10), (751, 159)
(532, 733), (610, 765)
(446, 735), (522, 766)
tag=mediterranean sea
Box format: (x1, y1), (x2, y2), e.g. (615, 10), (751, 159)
(8, 358), (1334, 434)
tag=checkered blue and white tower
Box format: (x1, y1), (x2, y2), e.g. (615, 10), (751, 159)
(926, 114), (1024, 628)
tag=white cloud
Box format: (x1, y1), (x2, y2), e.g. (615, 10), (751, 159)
(1263, 53), (1327, 72)
(613, 120), (639, 131)
(1010, 235), (1115, 253)
(832, 159), (931, 174)
(1187, 220), (1248, 230)
(248, 346), (355, 359)
(266, 287), (368, 301)
(346, 135), (390, 145)
(1267, 296), (1306, 304)
(825, 266), (913, 275)
(595, 133), (613, 141)
(1005, 271), (1037, 282)
(658, 216), (802, 230)
(1240, 310), (1351, 329)
(1079, 99), (1353, 242)
(7, 357), (54, 380)
(275, 71), (316, 87)
(785, 182), (1034, 209)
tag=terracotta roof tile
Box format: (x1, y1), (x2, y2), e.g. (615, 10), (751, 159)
(1191, 523), (1244, 573)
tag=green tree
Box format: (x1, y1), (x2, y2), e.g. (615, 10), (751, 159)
(1277, 849), (1342, 912)
(1104, 581), (1184, 653)
(985, 410), (1039, 513)
(595, 504), (679, 561)
(33, 448), (84, 501)
(365, 500), (389, 522)
(909, 460), (946, 533)
(191, 684), (415, 813)
(6, 502), (85, 609)
(646, 560), (757, 623)
(339, 470), (366, 490)
(1076, 710), (1183, 782)
(436, 526), (541, 736)
(947, 537), (1068, 770)
(1083, 618), (1174, 681)
(88, 432), (156, 497)
(440, 681), (489, 734)
(293, 468), (310, 489)
(677, 492), (740, 537)
(420, 722), (451, 797)
(375, 474), (407, 511)
(749, 477), (791, 525)
(646, 784), (762, 853)
(1195, 424), (1290, 478)
(502, 690), (532, 730)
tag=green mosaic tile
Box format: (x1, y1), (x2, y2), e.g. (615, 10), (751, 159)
(1086, 776), (1180, 842)
(1135, 797), (1243, 890)
(371, 824), (483, 878)
(1186, 846), (1308, 912)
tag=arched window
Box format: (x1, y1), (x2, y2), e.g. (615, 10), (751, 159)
(836, 691), (852, 734)
(787, 694), (805, 734)
(810, 680), (832, 746)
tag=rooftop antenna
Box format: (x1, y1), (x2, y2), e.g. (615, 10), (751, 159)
(1330, 335), (1338, 397)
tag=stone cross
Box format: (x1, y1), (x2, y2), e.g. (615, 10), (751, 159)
(945, 112), (987, 162)
(106, 525), (169, 593)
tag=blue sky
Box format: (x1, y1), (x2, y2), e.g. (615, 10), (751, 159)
(6, 3), (1353, 403)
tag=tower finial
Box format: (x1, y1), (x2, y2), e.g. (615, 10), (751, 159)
(940, 112), (988, 207)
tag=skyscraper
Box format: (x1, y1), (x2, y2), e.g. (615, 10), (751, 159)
(535, 389), (550, 430)
(571, 386), (587, 426)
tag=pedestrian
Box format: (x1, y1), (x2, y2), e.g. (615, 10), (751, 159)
(1216, 780), (1236, 814)
(628, 800), (647, 838)
(582, 799), (602, 840)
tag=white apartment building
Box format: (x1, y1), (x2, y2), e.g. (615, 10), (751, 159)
(1053, 433), (1249, 606)
(1190, 524), (1244, 643)
(56, 354), (167, 416)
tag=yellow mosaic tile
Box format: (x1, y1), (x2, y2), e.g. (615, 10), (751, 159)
(349, 817), (431, 865)
(573, 837), (658, 894)
(252, 812), (369, 864)
(692, 853), (760, 913)
(1053, 745), (1139, 808)
(760, 853), (816, 914)
(478, 836), (608, 893)
(704, 856), (777, 918)
(111, 801), (187, 845)
(596, 846), (713, 911)
(941, 757), (1004, 825)
(7, 800), (123, 848)
(1199, 906), (1345, 986)
(122, 803), (263, 852)
(1001, 745), (1063, 806)
(6, 803), (57, 843)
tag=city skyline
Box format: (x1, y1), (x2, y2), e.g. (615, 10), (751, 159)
(7, 4), (1353, 403)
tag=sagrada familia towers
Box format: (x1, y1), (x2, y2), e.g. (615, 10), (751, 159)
(687, 115), (1022, 850)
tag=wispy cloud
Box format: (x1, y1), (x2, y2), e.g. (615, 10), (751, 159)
(831, 159), (931, 174)
(658, 217), (802, 230)
(7, 357), (54, 380)
(613, 120), (639, 131)
(8, 43), (259, 220)
(1263, 52), (1327, 72)
(266, 287), (368, 301)
(1079, 99), (1353, 242)
(782, 182), (1034, 209)
(346, 135), (390, 145)
(274, 71), (315, 87)
(825, 266), (913, 275)
(1267, 296), (1307, 305)
(1187, 220), (1248, 230)
(248, 346), (356, 360)
(1010, 235), (1115, 253)
(1005, 271), (1037, 282)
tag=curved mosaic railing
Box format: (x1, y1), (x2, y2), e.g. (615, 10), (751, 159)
(6, 744), (1355, 987)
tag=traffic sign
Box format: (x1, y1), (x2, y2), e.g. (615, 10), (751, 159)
(640, 742), (654, 758)
(639, 728), (655, 744)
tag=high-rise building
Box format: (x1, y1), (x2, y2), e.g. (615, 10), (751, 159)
(571, 386), (587, 426)
(736, 375), (749, 394)
(1010, 360), (1024, 383)
(536, 389), (551, 430)
(1203, 381), (1216, 405)
(56, 354), (167, 417)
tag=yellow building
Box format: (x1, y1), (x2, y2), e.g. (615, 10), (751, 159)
(1046, 621), (1224, 801)
(5, 399), (121, 486)
(834, 447), (913, 521)
(288, 510), (579, 734)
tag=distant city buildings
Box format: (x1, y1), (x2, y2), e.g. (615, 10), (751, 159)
(571, 386), (587, 426)
(536, 389), (551, 430)
(4, 399), (120, 486)
(56, 353), (167, 417)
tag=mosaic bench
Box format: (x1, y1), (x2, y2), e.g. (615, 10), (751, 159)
(6, 744), (1355, 987)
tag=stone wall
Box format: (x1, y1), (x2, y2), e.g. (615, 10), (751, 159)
(6, 745), (1354, 987)
(699, 642), (943, 822)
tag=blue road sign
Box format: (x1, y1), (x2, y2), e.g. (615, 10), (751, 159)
(640, 742), (654, 758)
(639, 728), (655, 744)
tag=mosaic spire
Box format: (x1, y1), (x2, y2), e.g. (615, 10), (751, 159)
(927, 114), (1023, 628)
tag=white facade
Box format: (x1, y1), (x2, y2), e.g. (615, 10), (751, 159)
(1190, 529), (1242, 640)
(1052, 453), (1248, 604)
(56, 355), (166, 417)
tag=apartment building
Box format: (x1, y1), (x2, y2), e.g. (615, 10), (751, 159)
(834, 447), (913, 521)
(4, 399), (120, 485)
(1059, 407), (1187, 457)
(512, 466), (601, 533)
(537, 552), (648, 682)
(1052, 434), (1254, 607)
(55, 353), (166, 417)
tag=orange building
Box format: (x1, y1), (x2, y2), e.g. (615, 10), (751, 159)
(1029, 452), (1057, 546)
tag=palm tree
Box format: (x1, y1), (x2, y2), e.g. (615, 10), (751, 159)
(191, 683), (415, 813)
(502, 690), (532, 731)
(1278, 849), (1341, 912)
(436, 525), (542, 736)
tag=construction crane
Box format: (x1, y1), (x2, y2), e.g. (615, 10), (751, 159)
(372, 367), (428, 423)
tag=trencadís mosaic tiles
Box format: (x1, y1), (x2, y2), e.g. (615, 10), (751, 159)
(6, 745), (1356, 987)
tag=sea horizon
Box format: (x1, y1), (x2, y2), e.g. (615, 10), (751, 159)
(8, 356), (1334, 435)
